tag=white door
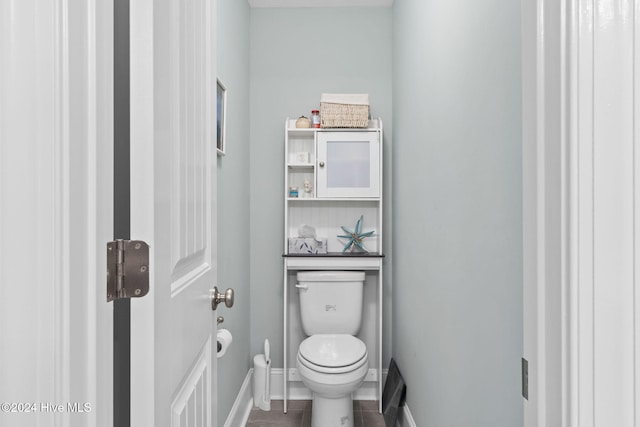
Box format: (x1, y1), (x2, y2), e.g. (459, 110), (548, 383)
(0, 1), (113, 426)
(129, 0), (219, 426)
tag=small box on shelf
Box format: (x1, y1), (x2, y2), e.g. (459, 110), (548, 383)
(289, 152), (311, 164)
(288, 238), (328, 254)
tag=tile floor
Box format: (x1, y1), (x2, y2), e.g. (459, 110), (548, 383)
(245, 400), (386, 427)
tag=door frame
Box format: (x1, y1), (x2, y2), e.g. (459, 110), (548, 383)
(0, 1), (114, 425)
(522, 0), (572, 424)
(523, 1), (640, 426)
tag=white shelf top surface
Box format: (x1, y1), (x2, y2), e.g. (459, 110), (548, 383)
(250, 0), (392, 8)
(286, 117), (381, 132)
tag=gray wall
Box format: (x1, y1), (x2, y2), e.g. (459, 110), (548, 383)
(392, 1), (523, 426)
(249, 7), (393, 366)
(216, 0), (251, 425)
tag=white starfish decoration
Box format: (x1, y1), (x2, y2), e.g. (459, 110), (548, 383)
(338, 215), (375, 253)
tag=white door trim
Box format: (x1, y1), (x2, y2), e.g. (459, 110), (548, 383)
(524, 1), (640, 426)
(0, 0), (113, 425)
(523, 0), (570, 425)
(129, 0), (156, 423)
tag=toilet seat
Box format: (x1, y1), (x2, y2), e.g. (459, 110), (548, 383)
(298, 334), (368, 374)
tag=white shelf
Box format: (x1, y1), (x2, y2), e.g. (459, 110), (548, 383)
(284, 256), (382, 271)
(287, 163), (314, 169)
(286, 118), (381, 131)
(286, 127), (317, 135)
(286, 197), (380, 202)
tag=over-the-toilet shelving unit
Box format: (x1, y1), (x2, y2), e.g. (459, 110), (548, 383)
(282, 118), (384, 414)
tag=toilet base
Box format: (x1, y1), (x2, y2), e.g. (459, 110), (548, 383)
(310, 393), (353, 427)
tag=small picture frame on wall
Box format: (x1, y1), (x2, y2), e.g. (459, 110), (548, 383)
(216, 79), (227, 155)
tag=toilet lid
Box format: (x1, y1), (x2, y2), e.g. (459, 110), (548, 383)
(299, 334), (367, 368)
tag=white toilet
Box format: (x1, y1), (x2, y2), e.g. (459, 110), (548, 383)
(295, 271), (369, 427)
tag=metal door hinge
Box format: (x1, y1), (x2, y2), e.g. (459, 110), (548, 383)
(522, 357), (529, 400)
(107, 240), (150, 302)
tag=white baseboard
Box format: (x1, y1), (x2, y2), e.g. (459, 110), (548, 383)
(269, 368), (312, 400)
(223, 370), (253, 427)
(223, 368), (416, 427)
(396, 402), (417, 427)
(270, 368), (386, 401)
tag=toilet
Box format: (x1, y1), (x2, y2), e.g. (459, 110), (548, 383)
(295, 271), (369, 427)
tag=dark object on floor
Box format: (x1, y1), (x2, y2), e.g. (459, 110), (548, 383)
(382, 358), (406, 427)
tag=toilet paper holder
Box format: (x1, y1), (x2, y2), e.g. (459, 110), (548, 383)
(216, 317), (225, 352)
(216, 329), (233, 358)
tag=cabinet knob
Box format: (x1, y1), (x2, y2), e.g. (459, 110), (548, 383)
(319, 161), (325, 167)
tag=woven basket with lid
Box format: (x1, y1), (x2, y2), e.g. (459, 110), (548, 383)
(320, 93), (369, 128)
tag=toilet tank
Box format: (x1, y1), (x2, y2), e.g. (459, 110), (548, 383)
(296, 271), (365, 336)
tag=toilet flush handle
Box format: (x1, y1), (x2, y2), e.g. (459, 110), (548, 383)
(295, 283), (308, 290)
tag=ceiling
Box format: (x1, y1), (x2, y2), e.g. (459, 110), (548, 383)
(248, 0), (393, 7)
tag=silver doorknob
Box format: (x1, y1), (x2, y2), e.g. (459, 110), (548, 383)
(319, 161), (325, 167)
(211, 286), (234, 310)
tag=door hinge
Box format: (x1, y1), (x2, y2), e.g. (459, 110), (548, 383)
(522, 357), (529, 400)
(107, 240), (150, 302)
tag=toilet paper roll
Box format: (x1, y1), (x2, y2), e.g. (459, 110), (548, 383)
(217, 329), (233, 358)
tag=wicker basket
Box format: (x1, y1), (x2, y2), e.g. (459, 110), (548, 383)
(320, 93), (370, 128)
